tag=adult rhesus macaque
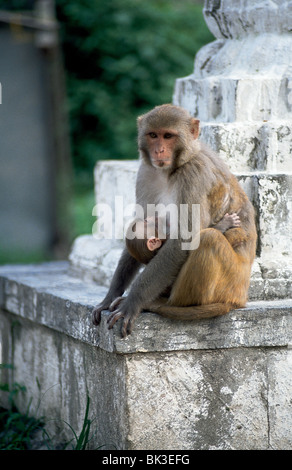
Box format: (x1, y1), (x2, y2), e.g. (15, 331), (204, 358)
(92, 104), (257, 337)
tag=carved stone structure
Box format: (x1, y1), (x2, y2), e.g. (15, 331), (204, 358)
(173, 0), (292, 299)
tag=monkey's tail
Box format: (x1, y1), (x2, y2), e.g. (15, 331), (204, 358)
(147, 300), (236, 321)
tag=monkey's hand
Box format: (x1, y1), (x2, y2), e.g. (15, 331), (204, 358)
(226, 212), (241, 228)
(92, 301), (109, 325)
(214, 212), (241, 233)
(92, 296), (124, 325)
(92, 295), (124, 325)
(107, 297), (141, 337)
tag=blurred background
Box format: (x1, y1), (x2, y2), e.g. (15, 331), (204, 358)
(0, 0), (213, 264)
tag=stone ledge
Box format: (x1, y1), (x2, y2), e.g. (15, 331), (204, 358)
(1, 262), (292, 355)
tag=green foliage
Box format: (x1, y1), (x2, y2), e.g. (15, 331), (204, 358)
(0, 249), (53, 265)
(0, 406), (43, 450)
(55, 0), (214, 172)
(0, 0), (32, 9)
(0, 1), (214, 245)
(0, 365), (44, 450)
(62, 395), (95, 450)
(0, 365), (106, 450)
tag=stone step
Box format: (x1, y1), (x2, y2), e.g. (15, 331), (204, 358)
(2, 261), (292, 449)
(174, 76), (292, 123)
(200, 121), (292, 173)
(69, 233), (292, 302)
(91, 161), (292, 258)
(1, 261), (292, 354)
(203, 2), (292, 39)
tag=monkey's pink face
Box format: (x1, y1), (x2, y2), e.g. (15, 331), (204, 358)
(145, 129), (179, 169)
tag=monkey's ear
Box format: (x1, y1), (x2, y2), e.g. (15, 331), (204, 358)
(190, 118), (200, 140)
(137, 115), (144, 127)
(147, 237), (162, 252)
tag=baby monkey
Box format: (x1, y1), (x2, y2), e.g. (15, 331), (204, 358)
(126, 213), (241, 265)
(118, 212), (242, 317)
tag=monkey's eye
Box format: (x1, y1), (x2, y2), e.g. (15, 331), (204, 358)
(148, 132), (157, 138)
(164, 133), (173, 139)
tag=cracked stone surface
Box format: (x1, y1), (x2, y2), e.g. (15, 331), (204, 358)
(1, 263), (292, 449)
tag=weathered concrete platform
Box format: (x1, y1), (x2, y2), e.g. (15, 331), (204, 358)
(1, 261), (292, 449)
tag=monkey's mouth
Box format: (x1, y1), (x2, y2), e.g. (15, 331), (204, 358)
(156, 160), (171, 168)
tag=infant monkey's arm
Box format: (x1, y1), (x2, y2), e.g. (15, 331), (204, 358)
(213, 213), (241, 233)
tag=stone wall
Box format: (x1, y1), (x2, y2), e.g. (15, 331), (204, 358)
(174, 0), (292, 292)
(1, 263), (292, 449)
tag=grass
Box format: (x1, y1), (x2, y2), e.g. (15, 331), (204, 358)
(0, 364), (100, 450)
(61, 396), (95, 450)
(0, 364), (44, 450)
(0, 405), (44, 450)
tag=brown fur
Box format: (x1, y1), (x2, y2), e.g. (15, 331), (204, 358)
(92, 104), (257, 336)
(147, 227), (252, 319)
